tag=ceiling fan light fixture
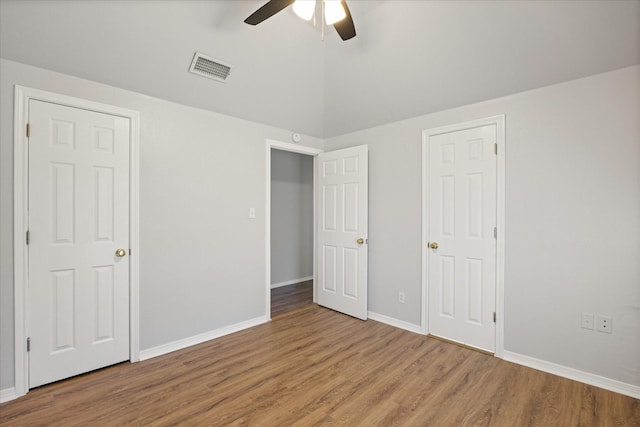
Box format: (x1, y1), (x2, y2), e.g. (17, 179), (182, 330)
(293, 0), (315, 21)
(244, 0), (355, 41)
(324, 0), (346, 25)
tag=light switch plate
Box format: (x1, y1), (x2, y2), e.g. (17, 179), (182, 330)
(581, 312), (594, 330)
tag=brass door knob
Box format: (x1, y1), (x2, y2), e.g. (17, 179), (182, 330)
(115, 248), (127, 257)
(429, 242), (439, 249)
(356, 238), (365, 245)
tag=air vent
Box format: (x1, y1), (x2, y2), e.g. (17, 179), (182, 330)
(189, 52), (232, 83)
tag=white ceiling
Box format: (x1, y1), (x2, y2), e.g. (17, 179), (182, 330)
(324, 1), (640, 137)
(1, 0), (639, 138)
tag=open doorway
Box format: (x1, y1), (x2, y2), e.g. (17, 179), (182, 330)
(265, 140), (369, 320)
(270, 149), (314, 316)
(265, 140), (322, 319)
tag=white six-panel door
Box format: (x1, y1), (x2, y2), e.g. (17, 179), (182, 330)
(28, 100), (130, 387)
(316, 145), (368, 320)
(427, 124), (497, 352)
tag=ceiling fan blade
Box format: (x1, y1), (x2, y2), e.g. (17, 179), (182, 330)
(333, 0), (356, 40)
(244, 0), (296, 25)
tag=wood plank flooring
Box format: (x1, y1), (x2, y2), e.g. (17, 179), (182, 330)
(271, 280), (313, 317)
(1, 305), (638, 426)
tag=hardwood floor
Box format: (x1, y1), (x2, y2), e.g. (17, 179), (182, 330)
(1, 305), (638, 426)
(271, 280), (313, 317)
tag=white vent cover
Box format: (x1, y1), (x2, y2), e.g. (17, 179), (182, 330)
(189, 52), (232, 83)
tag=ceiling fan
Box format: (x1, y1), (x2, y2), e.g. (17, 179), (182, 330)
(244, 0), (356, 41)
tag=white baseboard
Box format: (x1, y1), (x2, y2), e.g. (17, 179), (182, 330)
(362, 314), (639, 399)
(139, 315), (269, 361)
(503, 351), (640, 399)
(271, 276), (313, 289)
(367, 311), (425, 335)
(1, 387), (19, 403)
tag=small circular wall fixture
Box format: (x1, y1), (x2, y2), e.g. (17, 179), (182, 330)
(291, 132), (301, 143)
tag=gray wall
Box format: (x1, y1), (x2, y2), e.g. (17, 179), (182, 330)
(270, 150), (313, 286)
(0, 59), (323, 391)
(1, 58), (638, 393)
(324, 65), (640, 386)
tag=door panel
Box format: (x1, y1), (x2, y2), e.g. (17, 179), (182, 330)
(317, 145), (368, 320)
(28, 100), (130, 387)
(428, 124), (497, 352)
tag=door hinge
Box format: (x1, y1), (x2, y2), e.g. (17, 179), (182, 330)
(26, 123), (30, 138)
(493, 227), (497, 239)
(493, 312), (496, 323)
(27, 337), (31, 352)
(493, 143), (497, 155)
(26, 230), (30, 245)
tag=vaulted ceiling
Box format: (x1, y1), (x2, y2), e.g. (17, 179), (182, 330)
(1, 0), (639, 138)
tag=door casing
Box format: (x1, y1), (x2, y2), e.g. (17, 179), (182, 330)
(265, 139), (323, 318)
(421, 115), (506, 357)
(13, 86), (141, 398)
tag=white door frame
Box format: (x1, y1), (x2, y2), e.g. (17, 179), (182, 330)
(421, 115), (506, 357)
(13, 86), (141, 398)
(265, 139), (323, 318)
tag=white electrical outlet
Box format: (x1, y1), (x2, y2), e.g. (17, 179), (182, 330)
(581, 312), (594, 330)
(398, 292), (405, 304)
(597, 315), (612, 333)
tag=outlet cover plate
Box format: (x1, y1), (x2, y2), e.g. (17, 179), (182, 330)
(597, 315), (612, 333)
